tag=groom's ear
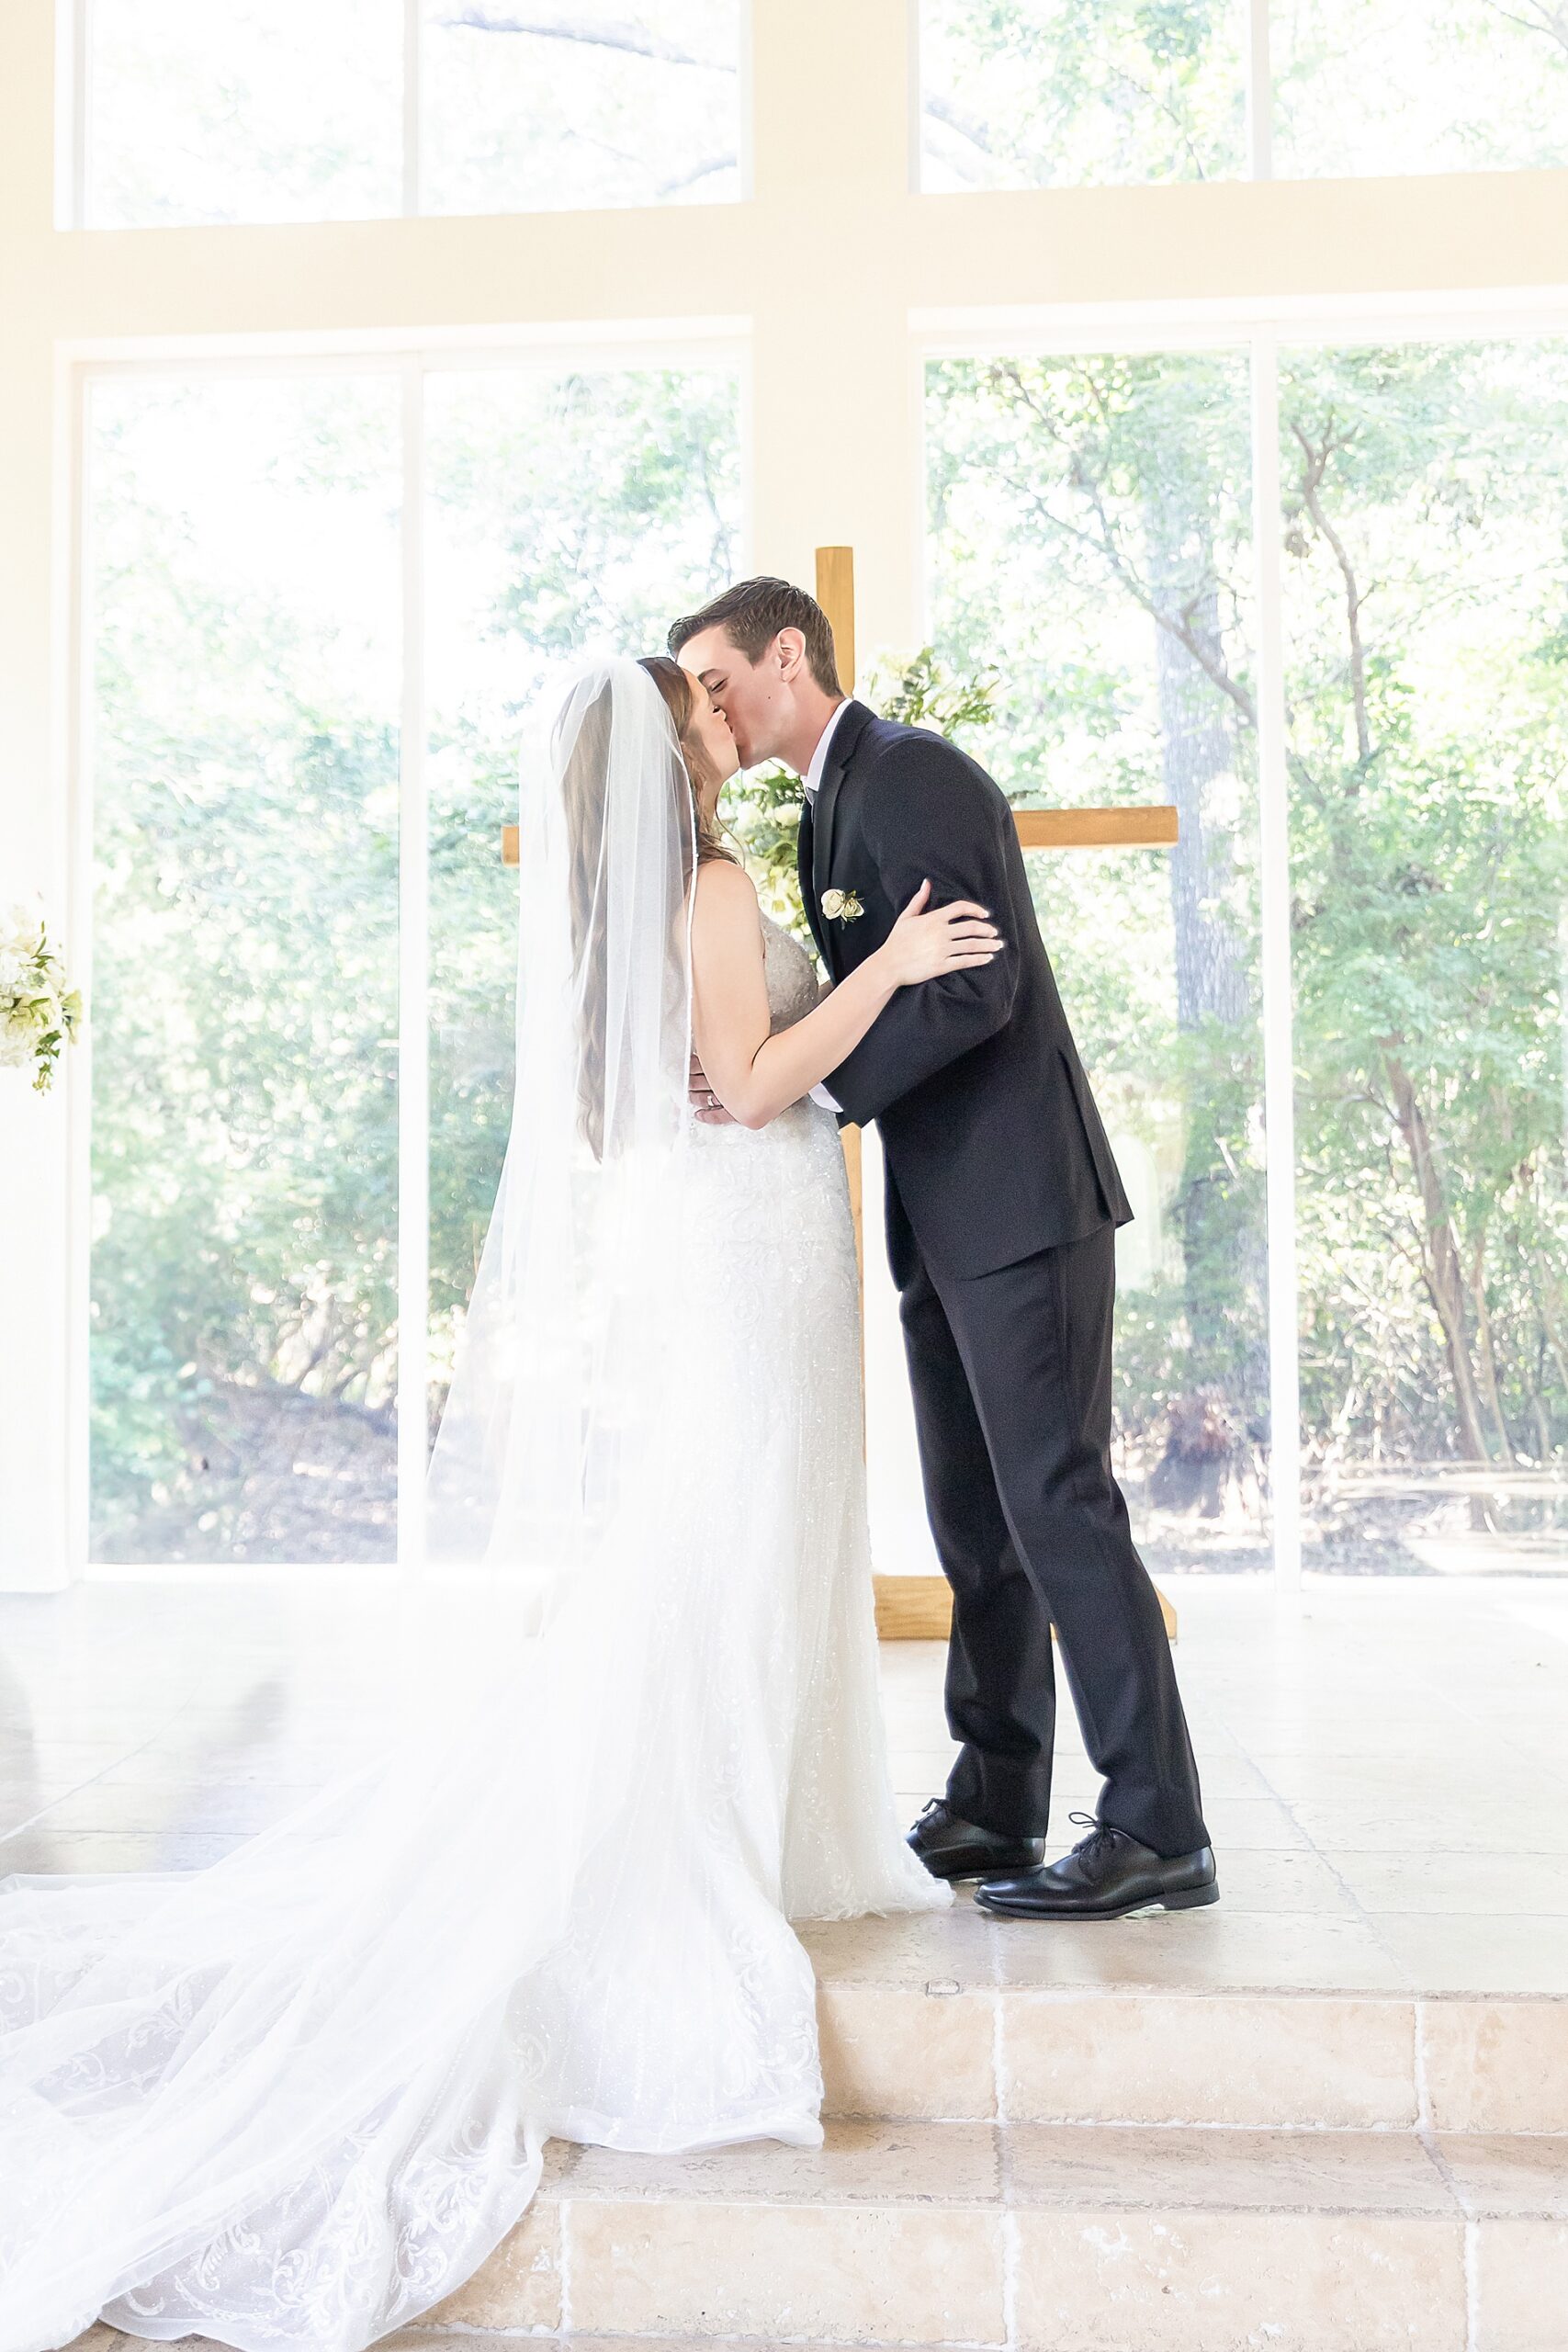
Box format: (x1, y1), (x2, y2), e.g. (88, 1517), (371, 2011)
(773, 627), (807, 680)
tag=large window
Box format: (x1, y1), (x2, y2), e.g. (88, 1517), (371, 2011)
(919, 0), (1568, 188)
(87, 373), (404, 1565)
(1280, 338), (1568, 1571)
(82, 0), (741, 227)
(86, 356), (740, 1565)
(419, 3), (740, 217)
(927, 331), (1568, 1577)
(423, 365), (740, 1423)
(929, 350), (1269, 1575)
(1272, 2), (1568, 176)
(17, 0), (1562, 1589)
(920, 1), (1247, 189)
(86, 2), (403, 227)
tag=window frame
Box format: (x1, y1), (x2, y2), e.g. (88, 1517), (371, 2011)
(64, 320), (750, 1576)
(6, 0), (1566, 1588)
(916, 284), (1568, 1590)
(915, 0), (1568, 193)
(61, 0), (753, 232)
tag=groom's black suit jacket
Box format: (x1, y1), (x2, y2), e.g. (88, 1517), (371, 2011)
(799, 699), (1132, 1286)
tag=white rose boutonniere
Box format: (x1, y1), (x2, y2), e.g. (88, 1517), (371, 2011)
(820, 888), (864, 923)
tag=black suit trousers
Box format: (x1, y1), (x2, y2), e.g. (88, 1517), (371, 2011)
(897, 1220), (1209, 1858)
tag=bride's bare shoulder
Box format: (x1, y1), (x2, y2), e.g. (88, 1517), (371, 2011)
(691, 856), (761, 930)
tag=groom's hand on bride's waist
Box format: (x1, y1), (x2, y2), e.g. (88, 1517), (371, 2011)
(689, 1051), (737, 1125)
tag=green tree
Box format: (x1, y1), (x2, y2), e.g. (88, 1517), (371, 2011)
(930, 351), (1268, 1533)
(88, 368), (740, 1563)
(1280, 344), (1568, 1517)
(929, 338), (1568, 1566)
(89, 377), (403, 1564)
(920, 0), (1247, 188)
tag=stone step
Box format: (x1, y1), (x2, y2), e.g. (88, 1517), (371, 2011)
(802, 1907), (1568, 2133)
(68, 2123), (1568, 2350)
(412, 2119), (1567, 2350)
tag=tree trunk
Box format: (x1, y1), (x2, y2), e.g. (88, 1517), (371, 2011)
(1383, 1050), (1495, 1466)
(1533, 1280), (1568, 1428)
(1145, 488), (1265, 1421)
(1147, 499), (1250, 1038)
(1466, 1232), (1514, 1459)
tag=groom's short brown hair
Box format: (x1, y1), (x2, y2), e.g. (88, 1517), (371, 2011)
(668, 577), (843, 696)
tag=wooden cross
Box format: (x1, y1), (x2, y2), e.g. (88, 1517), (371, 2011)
(501, 548), (1179, 1643)
(813, 550), (1179, 1645)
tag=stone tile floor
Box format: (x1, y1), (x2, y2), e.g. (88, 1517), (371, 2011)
(6, 1571), (1568, 1995)
(23, 1571), (1568, 2349)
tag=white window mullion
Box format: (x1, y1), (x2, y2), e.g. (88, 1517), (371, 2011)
(66, 363), (96, 1575)
(402, 0), (423, 218)
(1247, 0), (1272, 181)
(737, 0), (757, 202)
(62, 0), (92, 227)
(906, 0), (924, 195)
(1251, 329), (1303, 1594)
(397, 360), (430, 1569)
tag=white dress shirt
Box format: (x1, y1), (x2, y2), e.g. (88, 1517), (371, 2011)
(803, 702), (851, 1115)
(803, 698), (851, 802)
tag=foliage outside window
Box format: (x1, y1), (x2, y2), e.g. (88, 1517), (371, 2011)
(920, 0), (1247, 190)
(84, 0), (740, 228)
(929, 340), (1568, 1576)
(931, 349), (1269, 1572)
(87, 366), (740, 1565)
(920, 0), (1568, 189)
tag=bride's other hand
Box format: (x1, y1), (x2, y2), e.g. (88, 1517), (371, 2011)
(876, 879), (1003, 987)
(689, 1048), (737, 1125)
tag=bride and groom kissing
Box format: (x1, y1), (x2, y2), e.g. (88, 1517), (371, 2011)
(667, 573), (1215, 1923)
(0, 577), (1213, 2352)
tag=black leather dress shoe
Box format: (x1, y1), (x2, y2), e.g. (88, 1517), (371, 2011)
(975, 1814), (1219, 1919)
(907, 1797), (1045, 1883)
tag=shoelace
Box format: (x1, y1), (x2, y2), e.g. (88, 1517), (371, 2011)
(1066, 1809), (1122, 1861)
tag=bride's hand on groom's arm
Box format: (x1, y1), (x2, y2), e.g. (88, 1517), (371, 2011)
(873, 878), (1004, 988)
(818, 746), (1021, 1128)
(687, 861), (998, 1132)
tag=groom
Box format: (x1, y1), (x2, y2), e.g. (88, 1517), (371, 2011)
(671, 579), (1216, 1920)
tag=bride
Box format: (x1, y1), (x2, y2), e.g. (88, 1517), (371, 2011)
(0, 653), (1002, 2352)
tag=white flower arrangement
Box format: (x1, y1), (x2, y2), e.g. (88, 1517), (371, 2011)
(0, 899), (82, 1092)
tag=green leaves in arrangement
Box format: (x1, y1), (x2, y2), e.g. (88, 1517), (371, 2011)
(721, 649), (999, 943)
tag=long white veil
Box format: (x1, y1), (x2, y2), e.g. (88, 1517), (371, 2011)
(423, 652), (696, 1579)
(0, 658), (708, 2352)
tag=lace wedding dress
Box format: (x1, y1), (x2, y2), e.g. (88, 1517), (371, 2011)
(0, 661), (948, 2352)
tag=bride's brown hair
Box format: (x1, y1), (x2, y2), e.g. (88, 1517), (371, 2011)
(565, 660), (735, 1159)
(637, 655), (738, 869)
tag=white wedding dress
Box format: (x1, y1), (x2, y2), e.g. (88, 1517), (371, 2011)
(0, 660), (947, 2352)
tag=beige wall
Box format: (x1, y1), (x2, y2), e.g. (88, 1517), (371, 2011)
(3, 0), (1566, 1582)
